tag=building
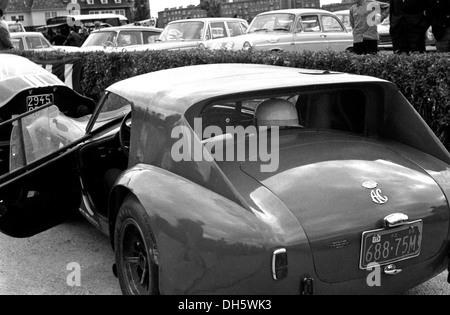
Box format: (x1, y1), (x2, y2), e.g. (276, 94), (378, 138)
(78, 0), (133, 19)
(5, 0), (68, 29)
(157, 5), (207, 28)
(4, 0), (134, 30)
(221, 0), (320, 21)
(321, 0), (388, 12)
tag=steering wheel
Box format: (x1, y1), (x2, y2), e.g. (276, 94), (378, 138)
(104, 41), (115, 48)
(119, 111), (132, 158)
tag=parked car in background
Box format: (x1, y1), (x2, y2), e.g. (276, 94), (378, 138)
(6, 21), (25, 33)
(10, 32), (80, 52)
(0, 63), (449, 295)
(10, 32), (53, 51)
(79, 26), (163, 51)
(129, 17), (249, 51)
(207, 9), (353, 52)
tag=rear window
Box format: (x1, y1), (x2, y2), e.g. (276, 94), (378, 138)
(194, 88), (369, 140)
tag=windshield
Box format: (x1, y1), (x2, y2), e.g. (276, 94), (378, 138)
(10, 105), (85, 172)
(159, 21), (204, 41)
(248, 13), (295, 33)
(8, 23), (25, 33)
(82, 31), (116, 47)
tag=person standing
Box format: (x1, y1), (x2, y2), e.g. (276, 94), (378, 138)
(350, 0), (390, 54)
(51, 28), (67, 46)
(426, 0), (450, 52)
(390, 0), (429, 53)
(0, 9), (13, 50)
(64, 27), (82, 47)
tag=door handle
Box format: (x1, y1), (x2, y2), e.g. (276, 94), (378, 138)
(320, 34), (327, 38)
(384, 264), (402, 275)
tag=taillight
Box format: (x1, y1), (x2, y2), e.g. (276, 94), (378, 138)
(272, 248), (288, 280)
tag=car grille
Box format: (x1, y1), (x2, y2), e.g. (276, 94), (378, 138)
(379, 34), (392, 45)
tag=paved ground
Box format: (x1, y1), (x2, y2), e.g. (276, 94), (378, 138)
(0, 213), (448, 295)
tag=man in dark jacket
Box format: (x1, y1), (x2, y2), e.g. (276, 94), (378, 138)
(51, 28), (67, 46)
(64, 27), (82, 47)
(426, 0), (450, 52)
(0, 9), (13, 50)
(390, 0), (429, 53)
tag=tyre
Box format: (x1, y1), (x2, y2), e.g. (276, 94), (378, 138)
(114, 195), (159, 295)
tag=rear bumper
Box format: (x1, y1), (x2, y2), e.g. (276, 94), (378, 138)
(311, 253), (449, 295)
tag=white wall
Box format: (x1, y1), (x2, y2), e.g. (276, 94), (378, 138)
(4, 10), (69, 29)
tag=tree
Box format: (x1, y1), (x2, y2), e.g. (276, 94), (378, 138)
(200, 0), (221, 17)
(133, 0), (150, 22)
(0, 0), (9, 11)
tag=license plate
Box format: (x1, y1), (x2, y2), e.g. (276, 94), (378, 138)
(359, 220), (423, 270)
(26, 94), (54, 112)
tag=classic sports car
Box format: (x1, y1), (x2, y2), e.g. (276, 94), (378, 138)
(207, 9), (353, 52)
(128, 17), (249, 52)
(0, 54), (95, 175)
(0, 64), (449, 295)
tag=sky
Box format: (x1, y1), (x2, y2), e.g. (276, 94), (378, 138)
(149, 0), (339, 17)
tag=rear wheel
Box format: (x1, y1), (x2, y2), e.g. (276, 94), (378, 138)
(114, 195), (159, 295)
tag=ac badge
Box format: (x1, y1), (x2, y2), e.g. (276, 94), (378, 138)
(362, 181), (388, 205)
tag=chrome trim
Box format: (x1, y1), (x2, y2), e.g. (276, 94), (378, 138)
(384, 213), (409, 228)
(384, 264), (402, 275)
(272, 248), (287, 280)
(362, 181), (377, 189)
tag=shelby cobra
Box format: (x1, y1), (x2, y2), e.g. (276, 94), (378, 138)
(0, 64), (449, 295)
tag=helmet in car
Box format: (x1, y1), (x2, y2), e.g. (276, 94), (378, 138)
(255, 98), (300, 127)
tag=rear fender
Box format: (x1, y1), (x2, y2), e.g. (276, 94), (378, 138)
(109, 164), (275, 294)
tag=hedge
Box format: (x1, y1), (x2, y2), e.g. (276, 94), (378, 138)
(3, 49), (450, 140)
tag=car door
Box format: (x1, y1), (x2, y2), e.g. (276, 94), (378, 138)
(320, 14), (353, 52)
(294, 14), (328, 52)
(0, 104), (88, 237)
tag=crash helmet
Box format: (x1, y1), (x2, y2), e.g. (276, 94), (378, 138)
(255, 98), (300, 127)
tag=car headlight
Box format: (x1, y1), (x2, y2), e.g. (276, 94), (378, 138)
(243, 41), (252, 52)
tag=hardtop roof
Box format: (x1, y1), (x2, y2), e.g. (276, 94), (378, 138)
(107, 63), (390, 115)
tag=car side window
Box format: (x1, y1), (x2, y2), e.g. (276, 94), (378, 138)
(143, 31), (160, 44)
(301, 15), (321, 32)
(118, 31), (141, 46)
(210, 22), (227, 39)
(322, 15), (345, 32)
(227, 21), (246, 37)
(26, 37), (42, 49)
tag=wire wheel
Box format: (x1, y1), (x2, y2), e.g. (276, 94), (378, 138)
(118, 218), (153, 295)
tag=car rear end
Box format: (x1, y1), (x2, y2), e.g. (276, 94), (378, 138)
(207, 81), (450, 294)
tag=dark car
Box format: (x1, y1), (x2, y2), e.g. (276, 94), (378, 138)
(0, 64), (449, 295)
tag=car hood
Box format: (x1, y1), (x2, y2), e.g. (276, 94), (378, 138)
(240, 137), (449, 283)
